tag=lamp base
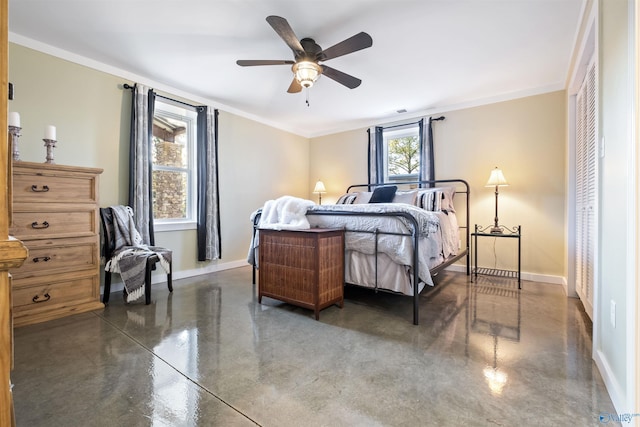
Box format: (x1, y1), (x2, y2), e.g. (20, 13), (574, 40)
(490, 226), (503, 234)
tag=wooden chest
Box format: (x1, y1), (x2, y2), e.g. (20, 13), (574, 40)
(258, 228), (344, 320)
(9, 162), (104, 326)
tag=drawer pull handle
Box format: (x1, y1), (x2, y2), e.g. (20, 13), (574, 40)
(31, 221), (49, 229)
(32, 293), (51, 303)
(32, 256), (51, 263)
(31, 184), (50, 192)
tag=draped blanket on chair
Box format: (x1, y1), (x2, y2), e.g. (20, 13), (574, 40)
(104, 206), (171, 303)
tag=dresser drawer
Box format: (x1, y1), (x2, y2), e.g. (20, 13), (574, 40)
(12, 163), (100, 204)
(10, 208), (96, 240)
(12, 275), (97, 312)
(9, 236), (98, 280)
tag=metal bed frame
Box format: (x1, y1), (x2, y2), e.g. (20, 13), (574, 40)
(251, 179), (470, 325)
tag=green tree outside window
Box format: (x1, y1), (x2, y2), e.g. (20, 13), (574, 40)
(388, 136), (420, 175)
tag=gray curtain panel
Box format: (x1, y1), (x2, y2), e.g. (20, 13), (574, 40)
(128, 84), (155, 245)
(197, 107), (221, 261)
(418, 118), (431, 185)
(367, 126), (384, 185)
(419, 116), (444, 187)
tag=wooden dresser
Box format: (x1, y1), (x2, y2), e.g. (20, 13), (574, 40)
(258, 228), (344, 320)
(9, 162), (104, 327)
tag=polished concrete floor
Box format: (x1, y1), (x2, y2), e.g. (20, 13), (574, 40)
(12, 267), (617, 426)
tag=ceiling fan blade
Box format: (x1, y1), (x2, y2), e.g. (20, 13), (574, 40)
(287, 78), (302, 93)
(266, 15), (305, 57)
(320, 32), (373, 61)
(236, 60), (294, 66)
(321, 65), (362, 89)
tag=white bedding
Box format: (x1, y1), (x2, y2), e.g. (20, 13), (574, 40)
(305, 203), (458, 292)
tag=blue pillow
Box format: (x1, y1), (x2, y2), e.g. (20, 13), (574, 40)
(369, 185), (397, 203)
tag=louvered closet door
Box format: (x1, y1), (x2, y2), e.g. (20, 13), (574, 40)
(575, 58), (597, 320)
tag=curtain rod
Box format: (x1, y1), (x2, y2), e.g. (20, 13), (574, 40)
(123, 83), (202, 110)
(382, 120), (420, 130)
(381, 116), (445, 131)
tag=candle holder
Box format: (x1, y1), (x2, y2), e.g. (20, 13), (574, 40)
(8, 125), (22, 161)
(43, 139), (57, 164)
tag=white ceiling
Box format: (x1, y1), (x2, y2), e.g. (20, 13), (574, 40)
(8, 1), (584, 138)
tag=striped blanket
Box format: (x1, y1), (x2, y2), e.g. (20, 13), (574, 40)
(104, 206), (171, 303)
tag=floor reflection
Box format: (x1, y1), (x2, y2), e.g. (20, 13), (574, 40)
(470, 274), (521, 397)
(470, 275), (521, 396)
(115, 284), (223, 425)
(11, 267), (618, 427)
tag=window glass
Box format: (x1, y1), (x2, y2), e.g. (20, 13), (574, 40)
(384, 125), (420, 181)
(152, 101), (197, 222)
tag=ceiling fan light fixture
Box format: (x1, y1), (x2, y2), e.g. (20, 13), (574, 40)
(237, 16), (372, 94)
(293, 61), (321, 88)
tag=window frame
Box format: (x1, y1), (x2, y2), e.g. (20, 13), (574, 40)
(382, 124), (421, 182)
(152, 100), (198, 232)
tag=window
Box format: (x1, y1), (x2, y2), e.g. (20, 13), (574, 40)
(152, 100), (197, 228)
(369, 118), (437, 186)
(383, 125), (420, 181)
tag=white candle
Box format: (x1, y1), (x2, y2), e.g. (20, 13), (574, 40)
(45, 125), (56, 140)
(8, 112), (20, 127)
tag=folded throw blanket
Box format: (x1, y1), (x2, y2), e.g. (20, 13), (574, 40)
(258, 195), (315, 230)
(247, 195), (315, 265)
(105, 206), (171, 303)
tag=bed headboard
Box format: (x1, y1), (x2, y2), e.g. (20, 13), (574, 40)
(346, 179), (468, 193)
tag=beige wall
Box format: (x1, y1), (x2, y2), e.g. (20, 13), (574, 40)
(8, 43), (309, 280)
(216, 111), (310, 263)
(310, 91), (567, 280)
(309, 128), (368, 203)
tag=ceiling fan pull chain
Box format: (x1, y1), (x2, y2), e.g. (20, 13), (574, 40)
(305, 87), (310, 107)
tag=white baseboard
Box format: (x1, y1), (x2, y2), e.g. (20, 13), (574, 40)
(594, 348), (627, 416)
(169, 259), (250, 281)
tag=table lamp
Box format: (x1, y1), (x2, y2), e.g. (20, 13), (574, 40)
(485, 167), (509, 234)
(313, 180), (326, 205)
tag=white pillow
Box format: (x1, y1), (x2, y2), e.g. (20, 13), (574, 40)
(393, 190), (417, 205)
(438, 186), (456, 212)
(354, 191), (373, 204)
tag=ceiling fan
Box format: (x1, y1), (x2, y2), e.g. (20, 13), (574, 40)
(236, 15), (373, 94)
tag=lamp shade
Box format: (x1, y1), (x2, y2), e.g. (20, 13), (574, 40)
(485, 167), (509, 187)
(313, 180), (326, 194)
